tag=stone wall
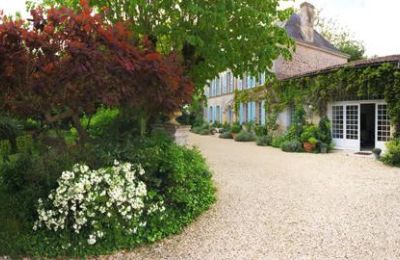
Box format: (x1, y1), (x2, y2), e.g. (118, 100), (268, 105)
(206, 93), (236, 123)
(275, 42), (348, 79)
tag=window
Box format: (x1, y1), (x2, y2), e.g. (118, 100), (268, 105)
(227, 72), (233, 93)
(215, 77), (220, 96)
(216, 106), (221, 122)
(346, 105), (358, 140)
(332, 106), (344, 139)
(243, 103), (248, 122)
(221, 74), (227, 94)
(377, 104), (391, 141)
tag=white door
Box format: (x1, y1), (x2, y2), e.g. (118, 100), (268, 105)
(344, 104), (360, 151)
(375, 103), (391, 151)
(330, 103), (360, 151)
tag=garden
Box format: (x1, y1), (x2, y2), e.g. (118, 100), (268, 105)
(0, 3), (218, 257)
(0, 0), (297, 256)
(192, 106), (333, 154)
(192, 104), (400, 164)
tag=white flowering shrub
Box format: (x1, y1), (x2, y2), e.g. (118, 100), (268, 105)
(33, 160), (165, 246)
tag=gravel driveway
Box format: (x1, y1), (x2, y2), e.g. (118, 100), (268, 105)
(111, 134), (400, 260)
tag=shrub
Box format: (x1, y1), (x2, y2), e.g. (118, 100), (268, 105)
(255, 125), (268, 137)
(308, 137), (318, 145)
(33, 161), (165, 247)
(0, 133), (216, 257)
(191, 123), (211, 135)
(219, 132), (233, 139)
(281, 140), (303, 153)
(318, 117), (332, 144)
(230, 122), (242, 134)
(300, 125), (320, 143)
(382, 138), (400, 166)
(234, 131), (256, 142)
(0, 116), (23, 152)
(81, 107), (120, 138)
(256, 135), (272, 146)
(271, 135), (288, 148)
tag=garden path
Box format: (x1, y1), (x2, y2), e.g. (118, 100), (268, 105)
(110, 134), (400, 260)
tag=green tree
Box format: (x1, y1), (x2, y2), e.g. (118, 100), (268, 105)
(30, 0), (295, 89)
(315, 9), (365, 61)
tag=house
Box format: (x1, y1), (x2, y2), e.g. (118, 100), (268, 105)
(204, 2), (348, 128)
(279, 55), (400, 152)
(204, 2), (399, 152)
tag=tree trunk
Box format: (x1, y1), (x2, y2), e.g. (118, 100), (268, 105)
(72, 114), (88, 145)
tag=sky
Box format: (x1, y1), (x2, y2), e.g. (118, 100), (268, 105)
(1, 0), (399, 57)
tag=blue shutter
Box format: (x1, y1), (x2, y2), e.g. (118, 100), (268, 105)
(252, 102), (256, 122)
(247, 103), (251, 122)
(261, 101), (266, 125)
(239, 103), (244, 124)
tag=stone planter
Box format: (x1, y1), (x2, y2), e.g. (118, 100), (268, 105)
(231, 133), (239, 140)
(303, 142), (315, 153)
(157, 123), (191, 146)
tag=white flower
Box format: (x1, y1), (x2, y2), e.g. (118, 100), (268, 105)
(33, 161), (165, 244)
(87, 234), (97, 245)
(80, 165), (89, 173)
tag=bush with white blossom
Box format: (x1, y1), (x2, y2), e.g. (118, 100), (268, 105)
(33, 160), (165, 246)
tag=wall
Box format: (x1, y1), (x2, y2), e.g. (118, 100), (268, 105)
(206, 93), (235, 123)
(275, 42), (348, 79)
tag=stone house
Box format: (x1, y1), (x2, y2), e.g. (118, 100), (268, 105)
(204, 2), (348, 129)
(204, 2), (399, 152)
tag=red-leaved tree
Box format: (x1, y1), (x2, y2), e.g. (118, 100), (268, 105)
(0, 1), (194, 141)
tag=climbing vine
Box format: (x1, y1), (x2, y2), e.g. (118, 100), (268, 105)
(234, 62), (400, 135)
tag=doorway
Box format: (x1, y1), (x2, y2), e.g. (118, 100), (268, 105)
(360, 104), (375, 150)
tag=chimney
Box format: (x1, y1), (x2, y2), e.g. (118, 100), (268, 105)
(299, 2), (316, 43)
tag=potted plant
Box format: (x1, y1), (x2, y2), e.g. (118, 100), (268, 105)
(372, 148), (382, 159)
(320, 142), (328, 154)
(303, 137), (317, 152)
(230, 122), (241, 140)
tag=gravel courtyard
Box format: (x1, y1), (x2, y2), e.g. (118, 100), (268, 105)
(113, 133), (400, 260)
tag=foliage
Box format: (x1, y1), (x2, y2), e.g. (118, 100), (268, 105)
(300, 125), (320, 143)
(234, 131), (256, 142)
(0, 2), (193, 142)
(318, 117), (332, 145)
(38, 0), (295, 90)
(230, 122), (242, 134)
(382, 138), (400, 167)
(235, 62), (400, 136)
(0, 115), (22, 152)
(271, 135), (288, 148)
(256, 135), (272, 146)
(281, 140), (303, 153)
(315, 9), (365, 61)
(254, 125), (268, 137)
(308, 137), (318, 145)
(34, 161), (165, 247)
(219, 132), (233, 139)
(81, 108), (120, 138)
(0, 131), (216, 257)
(191, 124), (211, 135)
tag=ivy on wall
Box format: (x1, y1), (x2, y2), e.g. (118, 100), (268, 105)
(234, 62), (400, 135)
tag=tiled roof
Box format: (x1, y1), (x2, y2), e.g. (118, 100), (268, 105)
(284, 14), (342, 55)
(281, 55), (400, 81)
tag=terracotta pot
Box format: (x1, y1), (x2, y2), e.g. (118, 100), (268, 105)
(303, 142), (315, 153)
(232, 133), (238, 140)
